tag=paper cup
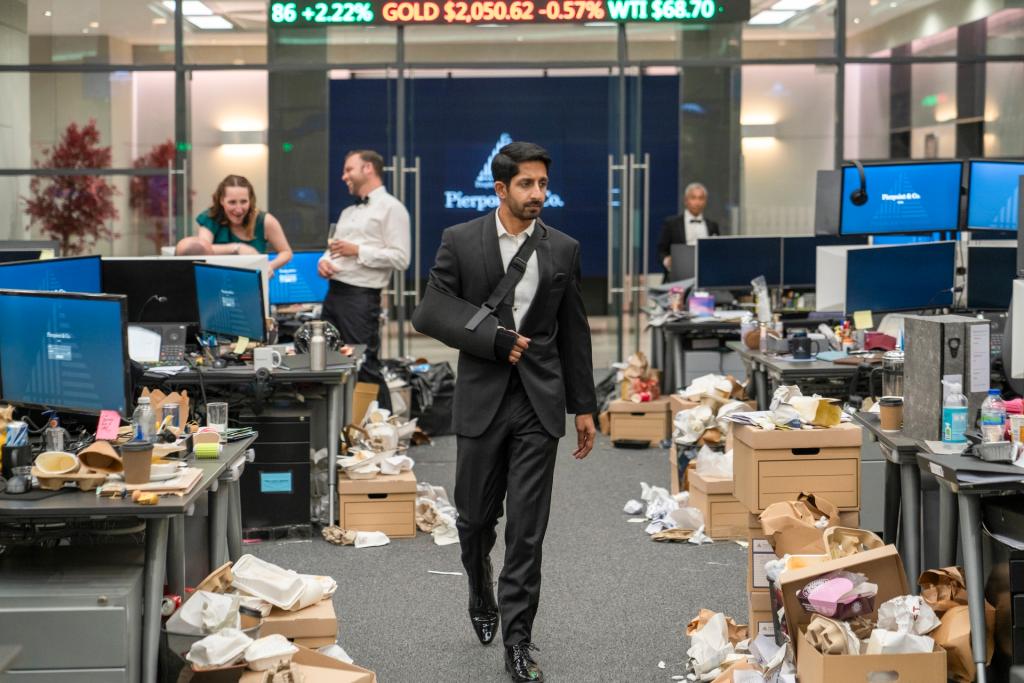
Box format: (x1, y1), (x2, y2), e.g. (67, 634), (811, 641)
(121, 441), (154, 484)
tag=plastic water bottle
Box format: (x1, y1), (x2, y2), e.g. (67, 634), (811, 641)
(941, 381), (968, 444)
(132, 397), (156, 443)
(980, 389), (1007, 443)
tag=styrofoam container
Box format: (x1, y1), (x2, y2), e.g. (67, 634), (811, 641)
(186, 628), (254, 669)
(231, 555), (306, 610)
(244, 634), (299, 671)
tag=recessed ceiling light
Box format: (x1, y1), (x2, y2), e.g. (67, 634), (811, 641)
(82, 28), (89, 33)
(890, 1), (898, 6)
(771, 0), (819, 10)
(748, 10), (797, 25)
(43, 10), (52, 17)
(186, 15), (233, 29)
(152, 17), (167, 25)
(853, 16), (861, 24)
(89, 21), (99, 28)
(162, 1), (213, 16)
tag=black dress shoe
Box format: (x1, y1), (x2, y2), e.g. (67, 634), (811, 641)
(505, 643), (543, 682)
(470, 610), (499, 644)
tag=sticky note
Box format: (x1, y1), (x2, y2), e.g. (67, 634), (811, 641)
(232, 336), (249, 355)
(853, 310), (874, 330)
(96, 410), (121, 440)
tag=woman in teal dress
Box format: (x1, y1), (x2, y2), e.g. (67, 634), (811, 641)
(195, 175), (293, 276)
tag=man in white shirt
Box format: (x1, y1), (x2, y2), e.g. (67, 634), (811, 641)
(657, 182), (721, 277)
(318, 150), (410, 409)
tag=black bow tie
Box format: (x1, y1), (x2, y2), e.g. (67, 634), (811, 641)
(689, 218), (703, 223)
(354, 195), (369, 206)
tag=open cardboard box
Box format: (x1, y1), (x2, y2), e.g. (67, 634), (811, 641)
(778, 544), (947, 683)
(260, 598), (337, 640)
(239, 646), (376, 683)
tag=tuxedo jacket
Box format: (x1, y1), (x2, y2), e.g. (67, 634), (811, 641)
(656, 214), (721, 259)
(415, 212), (597, 439)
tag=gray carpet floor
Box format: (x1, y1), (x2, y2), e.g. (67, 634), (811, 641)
(249, 427), (749, 682)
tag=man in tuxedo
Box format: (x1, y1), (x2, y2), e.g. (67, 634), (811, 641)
(413, 141), (597, 682)
(657, 181), (720, 277)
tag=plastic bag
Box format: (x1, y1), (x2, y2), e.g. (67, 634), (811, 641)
(696, 445), (733, 479)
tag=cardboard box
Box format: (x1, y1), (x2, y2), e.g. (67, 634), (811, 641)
(747, 510), (860, 533)
(779, 545), (946, 682)
(261, 598), (338, 640)
(669, 394), (699, 416)
(733, 423), (862, 512)
(294, 636), (336, 648)
(352, 382), (380, 426)
(689, 471), (746, 540)
(609, 397), (671, 445)
(669, 445), (680, 495)
(598, 411), (610, 435)
(240, 646), (377, 683)
(748, 590), (775, 639)
(338, 469), (417, 538)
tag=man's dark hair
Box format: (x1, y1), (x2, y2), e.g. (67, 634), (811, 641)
(491, 141), (552, 186)
(346, 149), (384, 178)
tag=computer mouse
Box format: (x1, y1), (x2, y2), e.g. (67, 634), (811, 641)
(212, 358), (227, 369)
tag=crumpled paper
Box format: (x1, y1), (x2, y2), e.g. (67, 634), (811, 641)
(806, 614), (861, 655)
(770, 385), (803, 412)
(641, 481), (678, 522)
(876, 595), (941, 636)
(687, 612), (738, 676)
(681, 374), (737, 402)
(623, 499), (643, 515)
(675, 405), (717, 445)
(758, 493), (840, 556)
(865, 629), (935, 655)
(696, 445), (733, 479)
(918, 567), (969, 613)
(687, 609), (749, 645)
(416, 481), (460, 546)
(320, 526), (391, 548)
(380, 454), (414, 475)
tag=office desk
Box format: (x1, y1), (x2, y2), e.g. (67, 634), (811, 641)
(916, 451), (1024, 683)
(0, 436), (255, 683)
(660, 319), (742, 392)
(852, 411), (939, 590)
(144, 348), (362, 526)
(727, 341), (860, 410)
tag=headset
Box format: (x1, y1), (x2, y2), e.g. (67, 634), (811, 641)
(849, 160), (868, 206)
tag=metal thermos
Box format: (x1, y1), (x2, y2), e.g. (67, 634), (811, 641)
(882, 350), (904, 398)
(310, 321), (326, 371)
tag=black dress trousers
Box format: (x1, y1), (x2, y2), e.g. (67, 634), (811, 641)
(454, 369), (559, 645)
(321, 280), (391, 410)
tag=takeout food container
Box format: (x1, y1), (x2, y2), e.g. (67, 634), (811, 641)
(78, 440), (124, 473)
(34, 451), (79, 475)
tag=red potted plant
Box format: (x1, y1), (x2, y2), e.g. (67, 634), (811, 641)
(130, 140), (180, 253)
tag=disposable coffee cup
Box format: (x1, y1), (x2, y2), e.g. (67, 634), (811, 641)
(879, 396), (904, 432)
(121, 441), (154, 485)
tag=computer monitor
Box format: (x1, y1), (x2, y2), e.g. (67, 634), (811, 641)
(839, 161), (964, 236)
(781, 235), (869, 289)
(0, 250), (43, 264)
(0, 255), (102, 293)
(966, 159), (1024, 231)
(695, 236), (782, 289)
(0, 290), (131, 415)
(102, 258), (199, 323)
(194, 262), (266, 342)
(669, 244), (696, 283)
(267, 251), (329, 306)
(967, 245), (1016, 310)
(845, 242), (956, 314)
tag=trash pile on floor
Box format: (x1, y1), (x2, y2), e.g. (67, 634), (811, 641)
(166, 556), (377, 681)
(623, 482), (711, 544)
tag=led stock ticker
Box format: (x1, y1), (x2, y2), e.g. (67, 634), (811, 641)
(269, 0), (750, 25)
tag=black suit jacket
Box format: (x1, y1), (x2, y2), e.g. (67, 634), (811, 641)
(657, 214), (721, 260)
(416, 212), (597, 439)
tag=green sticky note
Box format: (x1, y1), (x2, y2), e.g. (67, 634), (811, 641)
(853, 310), (874, 330)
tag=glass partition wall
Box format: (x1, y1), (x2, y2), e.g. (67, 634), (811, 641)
(2, 1), (1022, 363)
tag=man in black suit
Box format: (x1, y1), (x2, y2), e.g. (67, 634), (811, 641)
(413, 141), (597, 682)
(657, 181), (720, 277)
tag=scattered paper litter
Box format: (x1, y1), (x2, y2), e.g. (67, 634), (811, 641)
(623, 499), (643, 515)
(354, 531), (390, 548)
(658, 660), (666, 669)
(427, 570), (463, 576)
(626, 517), (646, 523)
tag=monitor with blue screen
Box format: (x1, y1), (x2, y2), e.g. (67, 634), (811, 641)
(839, 162), (963, 236)
(0, 290), (130, 415)
(845, 242), (956, 314)
(781, 235), (869, 288)
(194, 262), (266, 341)
(695, 236), (782, 289)
(267, 251), (329, 305)
(967, 245), (1016, 310)
(0, 255), (102, 293)
(966, 159), (1024, 231)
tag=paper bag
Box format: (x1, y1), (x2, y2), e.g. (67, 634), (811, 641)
(140, 388), (191, 428)
(686, 609), (749, 645)
(930, 603), (995, 683)
(919, 567), (969, 614)
(758, 492), (840, 556)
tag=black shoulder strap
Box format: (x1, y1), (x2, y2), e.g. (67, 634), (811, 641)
(464, 225), (542, 331)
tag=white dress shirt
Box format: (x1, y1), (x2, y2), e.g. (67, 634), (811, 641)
(495, 210), (539, 330)
(320, 186), (411, 290)
(684, 209), (709, 245)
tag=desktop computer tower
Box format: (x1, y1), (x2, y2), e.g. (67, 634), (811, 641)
(236, 410), (311, 535)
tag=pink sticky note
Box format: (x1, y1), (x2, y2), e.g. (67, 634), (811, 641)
(96, 410), (121, 440)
